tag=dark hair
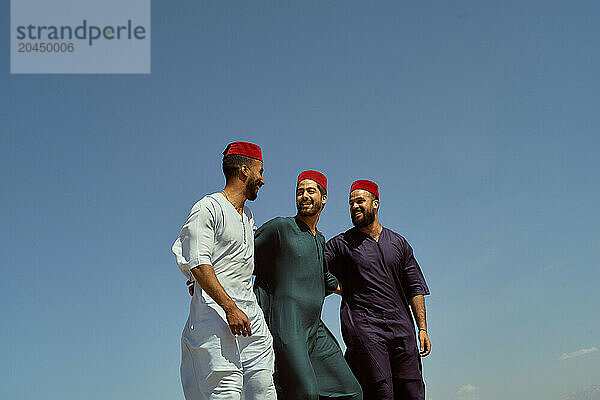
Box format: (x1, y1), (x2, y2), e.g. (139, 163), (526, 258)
(222, 154), (255, 180)
(316, 183), (327, 196)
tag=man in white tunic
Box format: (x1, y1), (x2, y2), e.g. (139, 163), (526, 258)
(172, 142), (277, 400)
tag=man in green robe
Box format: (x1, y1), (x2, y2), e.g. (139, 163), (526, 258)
(253, 170), (362, 400)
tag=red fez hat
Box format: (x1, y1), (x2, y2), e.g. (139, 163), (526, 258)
(222, 141), (263, 162)
(298, 170), (327, 191)
(350, 179), (379, 199)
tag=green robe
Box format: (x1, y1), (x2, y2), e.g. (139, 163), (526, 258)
(254, 217), (362, 400)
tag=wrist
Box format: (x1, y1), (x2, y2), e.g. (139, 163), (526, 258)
(418, 327), (427, 333)
(221, 300), (238, 313)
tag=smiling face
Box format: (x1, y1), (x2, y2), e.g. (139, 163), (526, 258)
(244, 160), (265, 201)
(349, 189), (378, 227)
(296, 179), (326, 216)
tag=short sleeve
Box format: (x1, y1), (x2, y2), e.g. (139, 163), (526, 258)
(400, 241), (430, 299)
(172, 199), (217, 280)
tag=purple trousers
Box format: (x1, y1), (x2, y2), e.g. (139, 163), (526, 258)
(342, 307), (425, 400)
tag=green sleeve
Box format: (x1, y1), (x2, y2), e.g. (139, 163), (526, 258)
(324, 266), (339, 295)
(253, 219), (281, 290)
(324, 237), (342, 279)
(320, 234), (339, 295)
(253, 219), (281, 323)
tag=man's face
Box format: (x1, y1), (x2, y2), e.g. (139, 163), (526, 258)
(349, 189), (378, 227)
(245, 160), (265, 201)
(296, 179), (326, 216)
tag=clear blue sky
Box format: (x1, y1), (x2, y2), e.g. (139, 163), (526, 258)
(2, 1), (599, 399)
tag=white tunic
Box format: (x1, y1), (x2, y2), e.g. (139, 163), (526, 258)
(173, 193), (256, 316)
(172, 193), (275, 399)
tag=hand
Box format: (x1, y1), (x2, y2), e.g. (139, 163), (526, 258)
(418, 329), (431, 357)
(186, 280), (194, 296)
(225, 305), (252, 337)
(334, 284), (343, 295)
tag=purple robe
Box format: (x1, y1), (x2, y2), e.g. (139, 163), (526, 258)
(325, 227), (430, 400)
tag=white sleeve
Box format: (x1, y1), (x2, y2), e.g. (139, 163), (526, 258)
(172, 199), (216, 280)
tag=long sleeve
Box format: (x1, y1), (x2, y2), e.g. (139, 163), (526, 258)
(324, 267), (339, 295)
(253, 219), (280, 292)
(253, 219), (282, 324)
(324, 237), (343, 280)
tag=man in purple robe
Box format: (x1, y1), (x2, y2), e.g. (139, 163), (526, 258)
(324, 179), (431, 400)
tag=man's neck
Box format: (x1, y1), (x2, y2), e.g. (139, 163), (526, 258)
(295, 213), (320, 235)
(221, 184), (246, 215)
(359, 219), (383, 241)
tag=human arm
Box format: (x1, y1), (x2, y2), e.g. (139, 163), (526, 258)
(324, 236), (344, 289)
(333, 283), (342, 295)
(252, 220), (280, 321)
(192, 265), (251, 336)
(399, 242), (430, 302)
(321, 235), (340, 295)
(173, 198), (251, 336)
(325, 237), (347, 296)
(397, 238), (431, 356)
(324, 269), (339, 295)
(409, 294), (431, 356)
(253, 219), (280, 291)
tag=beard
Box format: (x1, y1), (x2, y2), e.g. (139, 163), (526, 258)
(297, 198), (323, 216)
(351, 207), (375, 228)
(246, 177), (261, 201)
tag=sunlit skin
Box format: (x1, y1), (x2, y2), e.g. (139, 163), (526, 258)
(295, 179), (326, 235)
(348, 188), (431, 357)
(188, 158), (266, 337)
(295, 179), (342, 294)
(221, 159), (265, 213)
(244, 160), (265, 201)
(349, 189), (380, 236)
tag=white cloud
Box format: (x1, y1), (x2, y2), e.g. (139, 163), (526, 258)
(458, 385), (477, 395)
(558, 347), (599, 360)
(563, 385), (600, 400)
(457, 384), (480, 400)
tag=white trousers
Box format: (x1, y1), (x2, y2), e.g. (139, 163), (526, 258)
(181, 300), (276, 400)
(184, 368), (276, 400)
